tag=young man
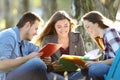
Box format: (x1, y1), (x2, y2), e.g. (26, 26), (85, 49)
(0, 12), (48, 80)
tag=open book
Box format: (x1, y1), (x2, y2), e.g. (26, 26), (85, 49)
(57, 49), (101, 71)
(39, 43), (62, 59)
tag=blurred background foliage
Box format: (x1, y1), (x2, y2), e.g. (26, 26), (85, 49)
(0, 0), (120, 51)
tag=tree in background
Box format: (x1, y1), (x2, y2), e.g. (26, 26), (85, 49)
(17, 0), (30, 19)
(41, 0), (72, 21)
(4, 0), (16, 28)
(41, 0), (57, 21)
(0, 0), (32, 30)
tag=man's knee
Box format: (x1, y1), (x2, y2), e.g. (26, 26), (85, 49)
(28, 58), (47, 70)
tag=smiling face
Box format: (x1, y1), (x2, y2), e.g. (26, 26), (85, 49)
(83, 20), (100, 38)
(55, 19), (70, 37)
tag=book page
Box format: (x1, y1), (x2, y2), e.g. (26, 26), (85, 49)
(84, 49), (101, 60)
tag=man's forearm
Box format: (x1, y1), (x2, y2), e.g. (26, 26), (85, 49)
(0, 56), (30, 70)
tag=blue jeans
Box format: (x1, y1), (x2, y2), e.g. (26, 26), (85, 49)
(88, 63), (110, 80)
(70, 62), (110, 80)
(6, 58), (48, 80)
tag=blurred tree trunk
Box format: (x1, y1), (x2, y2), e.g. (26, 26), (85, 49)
(0, 0), (4, 21)
(4, 0), (15, 28)
(0, 0), (4, 30)
(116, 4), (120, 21)
(72, 0), (120, 51)
(4, 0), (30, 29)
(17, 0), (30, 19)
(41, 0), (58, 21)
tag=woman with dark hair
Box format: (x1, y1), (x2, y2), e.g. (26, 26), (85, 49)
(71, 11), (120, 80)
(36, 10), (85, 80)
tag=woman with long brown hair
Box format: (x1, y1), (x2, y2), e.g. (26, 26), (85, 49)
(36, 10), (85, 80)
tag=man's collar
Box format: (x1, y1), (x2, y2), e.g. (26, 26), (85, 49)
(12, 26), (21, 43)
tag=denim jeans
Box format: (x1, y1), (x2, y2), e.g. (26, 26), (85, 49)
(6, 58), (48, 80)
(70, 62), (110, 80)
(88, 63), (110, 80)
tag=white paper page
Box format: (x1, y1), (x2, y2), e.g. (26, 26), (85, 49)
(85, 49), (102, 60)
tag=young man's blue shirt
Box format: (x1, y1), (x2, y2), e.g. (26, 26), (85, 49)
(0, 26), (40, 80)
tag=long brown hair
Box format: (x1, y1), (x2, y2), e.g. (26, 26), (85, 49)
(36, 10), (75, 45)
(81, 11), (114, 51)
(81, 11), (113, 29)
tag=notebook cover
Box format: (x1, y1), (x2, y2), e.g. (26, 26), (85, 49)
(60, 55), (87, 67)
(39, 43), (62, 59)
(56, 58), (78, 71)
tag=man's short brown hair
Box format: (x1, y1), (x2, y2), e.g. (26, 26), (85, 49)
(17, 12), (43, 28)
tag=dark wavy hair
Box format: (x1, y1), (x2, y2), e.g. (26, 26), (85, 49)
(81, 11), (112, 29)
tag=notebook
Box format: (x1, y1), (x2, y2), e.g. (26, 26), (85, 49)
(39, 43), (62, 59)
